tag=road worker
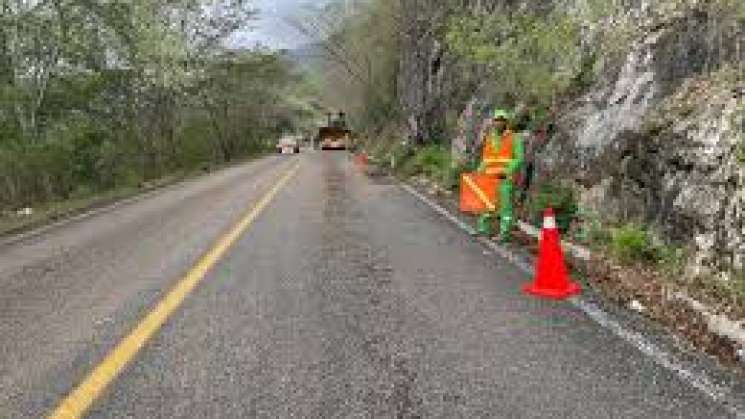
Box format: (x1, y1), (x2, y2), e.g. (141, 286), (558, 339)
(476, 108), (524, 241)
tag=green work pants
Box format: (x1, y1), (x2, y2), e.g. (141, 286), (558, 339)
(476, 177), (514, 240)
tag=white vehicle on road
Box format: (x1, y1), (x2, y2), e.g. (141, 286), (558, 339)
(276, 135), (300, 154)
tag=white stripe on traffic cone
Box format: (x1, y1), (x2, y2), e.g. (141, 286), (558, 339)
(543, 208), (557, 230)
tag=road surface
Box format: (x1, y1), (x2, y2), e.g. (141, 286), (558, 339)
(0, 151), (741, 417)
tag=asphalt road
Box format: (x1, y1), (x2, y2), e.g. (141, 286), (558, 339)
(0, 151), (740, 417)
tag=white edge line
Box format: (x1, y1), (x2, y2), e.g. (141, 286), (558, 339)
(398, 181), (743, 417)
(401, 184), (477, 236)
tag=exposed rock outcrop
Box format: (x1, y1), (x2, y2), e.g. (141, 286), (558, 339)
(537, 2), (744, 279)
(397, 0), (744, 278)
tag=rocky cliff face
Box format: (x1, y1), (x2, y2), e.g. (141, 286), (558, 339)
(396, 0), (744, 278)
(396, 1), (500, 144)
(397, 1), (451, 144)
(537, 1), (744, 279)
(559, 72), (743, 278)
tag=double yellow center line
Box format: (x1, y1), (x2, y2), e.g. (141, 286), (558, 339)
(50, 162), (300, 418)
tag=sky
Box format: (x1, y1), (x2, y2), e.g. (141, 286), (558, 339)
(231, 0), (317, 50)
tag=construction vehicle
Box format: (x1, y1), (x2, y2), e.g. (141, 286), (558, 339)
(319, 112), (351, 150)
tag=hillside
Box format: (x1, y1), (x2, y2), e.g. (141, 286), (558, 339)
(321, 0), (745, 282)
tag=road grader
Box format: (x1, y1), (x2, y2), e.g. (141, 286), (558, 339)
(318, 112), (351, 150)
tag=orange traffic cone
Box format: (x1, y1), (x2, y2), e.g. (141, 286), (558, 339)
(523, 208), (581, 299)
(355, 153), (369, 168)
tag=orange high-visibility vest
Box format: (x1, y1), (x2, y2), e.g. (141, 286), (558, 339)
(482, 129), (514, 176)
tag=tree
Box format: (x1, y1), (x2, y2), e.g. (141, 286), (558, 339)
(290, 0), (402, 137)
(0, 0), (315, 210)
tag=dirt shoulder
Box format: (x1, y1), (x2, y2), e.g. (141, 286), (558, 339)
(0, 153), (270, 241)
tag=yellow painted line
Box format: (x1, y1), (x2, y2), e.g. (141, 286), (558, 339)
(462, 175), (496, 211)
(49, 162), (301, 419)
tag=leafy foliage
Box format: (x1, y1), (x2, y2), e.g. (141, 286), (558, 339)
(610, 224), (656, 263)
(607, 223), (683, 266)
(446, 9), (583, 107)
(526, 182), (578, 233)
(395, 144), (446, 178)
(0, 1), (315, 211)
(295, 0), (401, 137)
(734, 101), (745, 164)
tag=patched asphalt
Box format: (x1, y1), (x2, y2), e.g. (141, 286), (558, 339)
(1, 151), (741, 417)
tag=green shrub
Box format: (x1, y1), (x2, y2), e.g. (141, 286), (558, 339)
(527, 182), (578, 233)
(656, 244), (686, 274)
(440, 159), (473, 191)
(396, 146), (419, 177)
(586, 220), (612, 247)
(609, 223), (669, 264)
(413, 145), (450, 177)
(732, 272), (745, 301)
(387, 142), (410, 169)
(736, 136), (745, 164)
(568, 208), (606, 245)
(396, 144), (450, 179)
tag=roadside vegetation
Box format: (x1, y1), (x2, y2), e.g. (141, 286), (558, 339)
(0, 1), (317, 221)
(306, 0), (739, 262)
(290, 0), (401, 139)
(302, 1), (745, 367)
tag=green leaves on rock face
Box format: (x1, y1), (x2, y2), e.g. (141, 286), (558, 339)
(610, 224), (658, 263)
(734, 101), (745, 164)
(399, 145), (448, 178)
(527, 182), (578, 233)
(393, 144), (471, 190)
(445, 9), (583, 107)
(608, 223), (683, 267)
